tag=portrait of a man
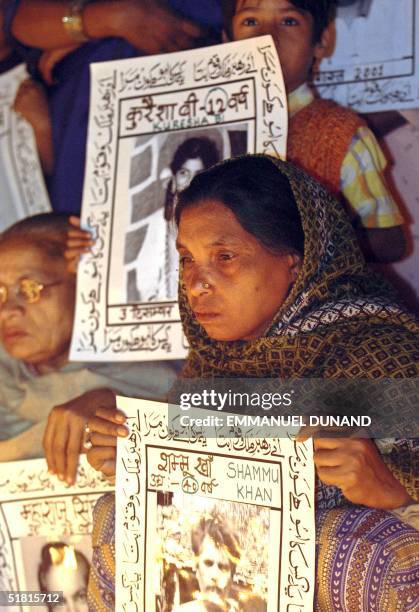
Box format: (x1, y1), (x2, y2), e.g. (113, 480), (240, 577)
(38, 542), (90, 612)
(172, 514), (266, 612)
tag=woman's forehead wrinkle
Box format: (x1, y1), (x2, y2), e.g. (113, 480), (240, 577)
(0, 251), (58, 282)
(179, 216), (257, 251)
(176, 235), (251, 250)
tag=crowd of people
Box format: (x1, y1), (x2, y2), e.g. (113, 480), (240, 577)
(0, 1), (418, 611)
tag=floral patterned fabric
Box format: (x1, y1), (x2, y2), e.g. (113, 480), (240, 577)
(88, 493), (116, 611)
(316, 506), (419, 611)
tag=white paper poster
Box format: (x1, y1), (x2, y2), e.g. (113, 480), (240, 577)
(115, 397), (315, 611)
(0, 64), (51, 231)
(315, 0), (419, 112)
(0, 457), (112, 612)
(70, 36), (287, 362)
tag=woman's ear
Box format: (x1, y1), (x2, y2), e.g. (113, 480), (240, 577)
(288, 253), (302, 283)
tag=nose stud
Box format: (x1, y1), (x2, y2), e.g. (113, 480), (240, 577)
(201, 282), (211, 290)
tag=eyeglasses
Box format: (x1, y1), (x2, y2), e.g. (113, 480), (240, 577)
(0, 279), (62, 307)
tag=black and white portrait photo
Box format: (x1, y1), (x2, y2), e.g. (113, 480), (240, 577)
(155, 494), (269, 612)
(17, 535), (92, 612)
(109, 124), (248, 305)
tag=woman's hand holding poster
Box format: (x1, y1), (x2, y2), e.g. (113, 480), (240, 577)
(115, 397), (315, 612)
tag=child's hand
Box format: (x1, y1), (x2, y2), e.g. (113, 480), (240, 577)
(13, 78), (54, 174)
(65, 216), (94, 273)
(13, 78), (49, 128)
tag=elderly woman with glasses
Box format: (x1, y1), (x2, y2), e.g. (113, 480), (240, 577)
(0, 213), (178, 484)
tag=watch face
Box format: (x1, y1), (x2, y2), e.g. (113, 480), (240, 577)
(62, 2), (89, 43)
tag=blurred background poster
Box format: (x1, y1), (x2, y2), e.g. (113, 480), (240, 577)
(314, 0), (419, 112)
(0, 457), (112, 612)
(0, 64), (51, 232)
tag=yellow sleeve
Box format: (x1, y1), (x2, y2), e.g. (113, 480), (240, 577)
(340, 126), (404, 228)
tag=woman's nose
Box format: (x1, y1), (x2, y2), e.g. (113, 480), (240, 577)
(188, 272), (213, 298)
(0, 294), (25, 318)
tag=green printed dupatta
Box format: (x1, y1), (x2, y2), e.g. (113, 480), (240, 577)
(177, 156), (418, 498)
(179, 156), (418, 380)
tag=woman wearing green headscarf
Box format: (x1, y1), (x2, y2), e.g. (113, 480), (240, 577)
(86, 155), (418, 611)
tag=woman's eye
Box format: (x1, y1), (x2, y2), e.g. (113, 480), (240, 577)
(177, 169), (189, 180)
(180, 255), (194, 265)
(242, 16), (259, 27)
(218, 253), (235, 262)
(281, 16), (298, 26)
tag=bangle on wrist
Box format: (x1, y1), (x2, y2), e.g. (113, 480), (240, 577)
(62, 0), (90, 43)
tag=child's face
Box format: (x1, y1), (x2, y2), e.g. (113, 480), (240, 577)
(232, 0), (328, 93)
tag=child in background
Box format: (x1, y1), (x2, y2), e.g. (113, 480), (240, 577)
(225, 0), (406, 263)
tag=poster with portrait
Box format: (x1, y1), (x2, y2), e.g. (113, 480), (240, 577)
(70, 35), (287, 362)
(384, 119), (419, 306)
(0, 457), (112, 612)
(0, 64), (51, 232)
(314, 0), (419, 112)
(115, 397), (315, 611)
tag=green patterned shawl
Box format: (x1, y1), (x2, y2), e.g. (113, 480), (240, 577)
(179, 156), (418, 380)
(177, 156), (418, 498)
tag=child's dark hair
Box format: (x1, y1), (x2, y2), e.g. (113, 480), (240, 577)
(289, 1), (336, 43)
(222, 0), (336, 43)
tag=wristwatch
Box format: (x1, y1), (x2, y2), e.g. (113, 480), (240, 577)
(62, 0), (90, 43)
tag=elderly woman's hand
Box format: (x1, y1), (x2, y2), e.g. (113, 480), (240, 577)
(85, 407), (129, 478)
(43, 387), (117, 485)
(313, 438), (413, 509)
